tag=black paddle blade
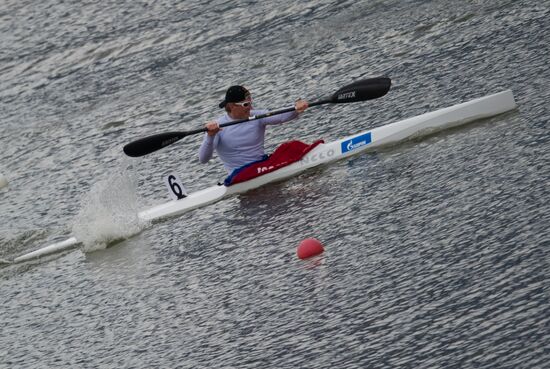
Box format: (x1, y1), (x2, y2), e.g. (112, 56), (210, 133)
(123, 131), (188, 157)
(331, 77), (391, 103)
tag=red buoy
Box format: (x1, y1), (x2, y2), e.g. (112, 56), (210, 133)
(297, 238), (325, 259)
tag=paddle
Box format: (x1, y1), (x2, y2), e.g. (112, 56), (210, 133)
(123, 77), (391, 157)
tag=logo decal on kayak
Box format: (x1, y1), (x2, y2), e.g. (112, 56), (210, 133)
(341, 132), (372, 153)
(301, 148), (336, 165)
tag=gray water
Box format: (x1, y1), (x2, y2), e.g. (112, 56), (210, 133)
(1, 0), (548, 368)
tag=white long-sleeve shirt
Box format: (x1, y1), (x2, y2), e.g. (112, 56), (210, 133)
(198, 109), (299, 173)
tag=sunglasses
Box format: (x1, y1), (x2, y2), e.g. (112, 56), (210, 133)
(233, 100), (252, 107)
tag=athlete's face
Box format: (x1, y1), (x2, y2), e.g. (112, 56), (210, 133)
(228, 95), (252, 119)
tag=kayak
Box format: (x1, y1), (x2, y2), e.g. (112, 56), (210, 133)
(139, 89), (516, 221)
(13, 89), (516, 263)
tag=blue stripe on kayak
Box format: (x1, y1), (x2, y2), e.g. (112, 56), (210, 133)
(341, 132), (372, 153)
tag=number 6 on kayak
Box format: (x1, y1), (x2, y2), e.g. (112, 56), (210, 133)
(163, 173), (187, 200)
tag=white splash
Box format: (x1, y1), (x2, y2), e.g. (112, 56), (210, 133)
(71, 166), (148, 252)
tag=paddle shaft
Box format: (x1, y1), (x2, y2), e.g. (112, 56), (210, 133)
(210, 99), (331, 131)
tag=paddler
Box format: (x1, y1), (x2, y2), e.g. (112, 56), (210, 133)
(198, 85), (309, 174)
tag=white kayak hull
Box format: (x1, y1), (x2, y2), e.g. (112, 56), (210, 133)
(14, 237), (79, 263)
(14, 90), (516, 263)
(140, 89), (516, 221)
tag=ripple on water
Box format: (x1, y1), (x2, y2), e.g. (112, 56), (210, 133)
(1, 0), (549, 368)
